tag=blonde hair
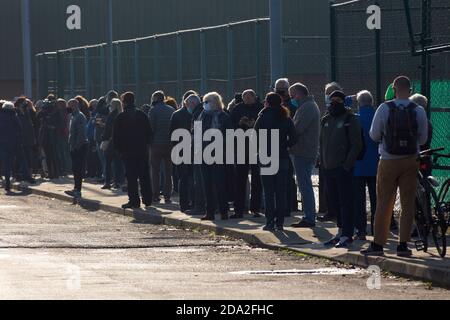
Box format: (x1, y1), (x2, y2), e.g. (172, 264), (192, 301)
(203, 92), (224, 111)
(110, 98), (123, 113)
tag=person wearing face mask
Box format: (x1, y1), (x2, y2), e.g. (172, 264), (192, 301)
(169, 90), (199, 213)
(198, 92), (233, 221)
(230, 89), (263, 219)
(318, 82), (343, 222)
(101, 95), (125, 190)
(320, 90), (363, 249)
(288, 83), (321, 228)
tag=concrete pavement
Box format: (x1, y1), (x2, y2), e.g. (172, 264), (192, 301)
(11, 177), (450, 289)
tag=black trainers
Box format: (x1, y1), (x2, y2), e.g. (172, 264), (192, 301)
(291, 219), (316, 228)
(121, 203), (140, 210)
(324, 236), (340, 247)
(361, 242), (384, 256)
(317, 214), (336, 222)
(263, 224), (275, 232)
(397, 243), (413, 257)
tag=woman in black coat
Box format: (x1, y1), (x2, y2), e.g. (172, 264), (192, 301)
(254, 93), (298, 231)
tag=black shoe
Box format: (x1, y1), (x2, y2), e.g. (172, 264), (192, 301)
(65, 190), (81, 198)
(25, 177), (36, 184)
(335, 237), (354, 249)
(276, 225), (285, 232)
(201, 215), (215, 221)
(291, 219), (316, 228)
(324, 236), (341, 247)
(397, 243), (413, 257)
(153, 197), (161, 203)
(263, 224), (275, 232)
(186, 209), (206, 216)
(221, 213), (229, 221)
(165, 199), (172, 204)
(121, 203), (140, 210)
(361, 242), (384, 256)
(317, 214), (336, 222)
(101, 184), (112, 190)
(251, 212), (263, 218)
(229, 213), (244, 219)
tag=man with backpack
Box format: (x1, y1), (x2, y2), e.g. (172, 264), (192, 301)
(320, 90), (363, 248)
(362, 76), (428, 257)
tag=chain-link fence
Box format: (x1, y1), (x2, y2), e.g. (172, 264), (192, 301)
(331, 0), (450, 182)
(35, 18), (272, 106)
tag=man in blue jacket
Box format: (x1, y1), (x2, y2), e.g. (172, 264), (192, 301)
(353, 91), (379, 240)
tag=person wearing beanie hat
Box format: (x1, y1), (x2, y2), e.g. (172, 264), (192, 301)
(320, 90), (363, 248)
(385, 83), (395, 101)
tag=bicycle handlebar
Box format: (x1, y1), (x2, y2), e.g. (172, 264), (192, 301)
(420, 147), (446, 156)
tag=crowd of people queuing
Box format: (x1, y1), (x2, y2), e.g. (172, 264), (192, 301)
(0, 74), (430, 257)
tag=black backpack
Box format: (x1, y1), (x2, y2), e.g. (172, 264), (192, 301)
(384, 101), (419, 156)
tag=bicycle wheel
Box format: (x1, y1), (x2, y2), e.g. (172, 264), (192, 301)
(430, 188), (448, 258)
(438, 179), (450, 203)
(415, 185), (429, 252)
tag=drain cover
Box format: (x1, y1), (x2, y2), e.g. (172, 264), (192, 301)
(231, 268), (363, 276)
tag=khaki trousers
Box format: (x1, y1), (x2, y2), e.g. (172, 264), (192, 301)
(374, 156), (419, 245)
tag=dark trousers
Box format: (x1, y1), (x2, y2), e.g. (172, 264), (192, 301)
(261, 158), (289, 227)
(177, 164), (193, 211)
(323, 167), (354, 238)
(151, 144), (173, 200)
(43, 142), (60, 179)
(193, 164), (206, 212)
(0, 144), (14, 190)
(285, 159), (298, 216)
(353, 176), (377, 236)
(318, 166), (328, 214)
(70, 144), (88, 192)
(123, 155), (153, 207)
(105, 152), (124, 186)
(234, 164), (262, 215)
(201, 164), (229, 217)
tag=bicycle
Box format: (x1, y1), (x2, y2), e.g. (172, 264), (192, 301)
(414, 148), (449, 258)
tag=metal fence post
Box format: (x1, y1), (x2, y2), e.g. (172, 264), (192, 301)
(84, 48), (91, 98)
(100, 45), (106, 96)
(330, 1), (337, 82)
(134, 41), (141, 105)
(200, 30), (207, 94)
(375, 2), (382, 106)
(153, 37), (160, 91)
(255, 20), (261, 98)
(35, 54), (41, 99)
(116, 44), (122, 93)
(270, 0), (283, 84)
(227, 25), (234, 102)
(177, 33), (183, 100)
(56, 51), (64, 98)
(70, 51), (75, 97)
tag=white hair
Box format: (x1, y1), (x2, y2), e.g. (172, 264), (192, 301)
(325, 82), (343, 94)
(410, 93), (428, 108)
(357, 90), (374, 106)
(110, 98), (123, 113)
(275, 78), (290, 90)
(2, 101), (14, 110)
(184, 94), (201, 107)
(203, 92), (224, 111)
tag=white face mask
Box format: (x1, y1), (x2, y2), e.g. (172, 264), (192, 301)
(325, 95), (331, 106)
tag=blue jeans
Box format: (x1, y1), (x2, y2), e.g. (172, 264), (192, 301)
(292, 156), (317, 224)
(96, 142), (106, 179)
(261, 158), (290, 227)
(323, 167), (355, 238)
